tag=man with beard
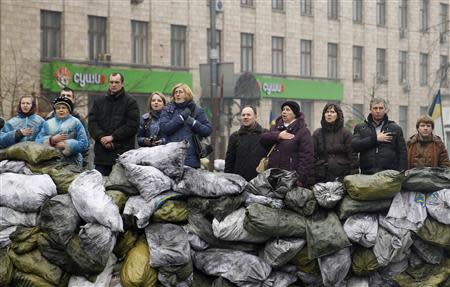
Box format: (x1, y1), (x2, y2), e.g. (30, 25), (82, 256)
(88, 73), (139, 176)
(225, 106), (268, 181)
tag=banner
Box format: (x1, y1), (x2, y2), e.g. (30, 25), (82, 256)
(428, 90), (445, 142)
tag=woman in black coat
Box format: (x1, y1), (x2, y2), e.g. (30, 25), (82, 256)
(312, 103), (358, 183)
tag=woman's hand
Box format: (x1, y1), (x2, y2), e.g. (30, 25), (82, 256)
(20, 128), (33, 136)
(52, 133), (68, 143)
(279, 130), (295, 140)
(55, 141), (66, 150)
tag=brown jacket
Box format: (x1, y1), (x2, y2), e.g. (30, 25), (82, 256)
(407, 134), (450, 169)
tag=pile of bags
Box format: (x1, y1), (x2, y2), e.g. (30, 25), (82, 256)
(2, 141), (450, 286)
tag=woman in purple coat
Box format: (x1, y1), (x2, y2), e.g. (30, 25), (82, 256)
(260, 101), (314, 187)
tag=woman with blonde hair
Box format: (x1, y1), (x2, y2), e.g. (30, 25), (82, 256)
(137, 91), (167, 147)
(160, 83), (212, 168)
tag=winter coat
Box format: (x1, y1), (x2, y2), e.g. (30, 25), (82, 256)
(137, 110), (165, 147)
(224, 123), (268, 181)
(260, 113), (314, 187)
(407, 133), (450, 168)
(0, 113), (44, 148)
(352, 114), (407, 175)
(47, 109), (88, 136)
(313, 119), (358, 183)
(88, 88), (140, 166)
(160, 101), (212, 168)
(36, 115), (89, 166)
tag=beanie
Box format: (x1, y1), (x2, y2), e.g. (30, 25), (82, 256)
(53, 96), (73, 113)
(281, 101), (301, 118)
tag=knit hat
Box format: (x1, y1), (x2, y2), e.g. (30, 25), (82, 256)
(53, 96), (73, 113)
(281, 101), (301, 118)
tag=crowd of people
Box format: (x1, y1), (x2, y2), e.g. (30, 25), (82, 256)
(0, 72), (449, 185)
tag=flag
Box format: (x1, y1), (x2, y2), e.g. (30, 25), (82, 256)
(429, 90), (445, 141)
(269, 110), (277, 127)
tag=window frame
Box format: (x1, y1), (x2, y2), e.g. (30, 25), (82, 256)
(376, 0), (386, 26)
(376, 48), (386, 82)
(170, 25), (187, 67)
(420, 0), (429, 32)
(353, 46), (363, 81)
(300, 39), (312, 77)
(272, 36), (284, 75)
(399, 50), (408, 84)
(88, 15), (107, 61)
(328, 0), (339, 20)
(327, 43), (338, 79)
(301, 0), (313, 16)
(131, 20), (148, 64)
(41, 10), (62, 60)
(353, 0), (363, 24)
(241, 33), (254, 72)
(420, 53), (429, 86)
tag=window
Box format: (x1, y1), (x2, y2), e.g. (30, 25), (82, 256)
(441, 55), (448, 87)
(41, 10), (61, 59)
(420, 106), (428, 116)
(399, 0), (407, 38)
(328, 0), (339, 20)
(88, 16), (107, 60)
(352, 103), (364, 120)
(241, 33), (253, 72)
(131, 20), (148, 64)
(272, 0), (283, 10)
(353, 46), (363, 81)
(376, 48), (386, 82)
(171, 25), (186, 67)
(420, 0), (429, 32)
(420, 53), (428, 86)
(399, 51), (408, 84)
(376, 0), (386, 26)
(353, 0), (363, 24)
(301, 0), (313, 16)
(207, 29), (222, 62)
(300, 40), (312, 77)
(241, 0), (253, 6)
(440, 4), (449, 43)
(328, 43), (338, 79)
(272, 37), (284, 74)
(399, 106), (408, 136)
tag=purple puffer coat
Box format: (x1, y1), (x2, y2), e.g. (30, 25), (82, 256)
(260, 113), (314, 187)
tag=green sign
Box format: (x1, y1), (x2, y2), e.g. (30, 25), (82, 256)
(255, 75), (343, 101)
(41, 61), (192, 94)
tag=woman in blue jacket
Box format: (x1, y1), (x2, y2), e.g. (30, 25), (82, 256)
(137, 92), (167, 147)
(160, 83), (212, 168)
(36, 97), (88, 166)
(0, 95), (44, 148)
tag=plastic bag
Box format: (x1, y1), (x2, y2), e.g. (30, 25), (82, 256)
(306, 211), (351, 259)
(120, 237), (157, 287)
(158, 261), (193, 287)
(188, 192), (246, 221)
(291, 246), (320, 275)
(68, 254), (116, 287)
(262, 238), (306, 267)
(183, 225), (209, 251)
(343, 214), (378, 248)
(152, 200), (188, 223)
(69, 170), (123, 232)
(28, 162), (82, 194)
(104, 163), (139, 195)
(192, 248), (272, 286)
(105, 189), (129, 213)
(0, 160), (32, 174)
(0, 173), (57, 212)
(118, 141), (188, 180)
(412, 237), (443, 265)
(284, 187), (317, 216)
(113, 230), (138, 261)
(247, 168), (297, 199)
(343, 170), (405, 201)
(0, 206), (37, 231)
(337, 195), (392, 220)
(378, 258), (408, 277)
(212, 208), (270, 243)
(385, 191), (427, 232)
(403, 167), (450, 192)
(373, 227), (413, 267)
(0, 226), (17, 248)
(244, 192), (285, 209)
(312, 181), (345, 208)
(79, 223), (116, 267)
(2, 142), (61, 164)
(318, 247), (351, 287)
(416, 217), (450, 249)
(426, 189), (450, 224)
(262, 271), (298, 287)
(174, 167), (246, 198)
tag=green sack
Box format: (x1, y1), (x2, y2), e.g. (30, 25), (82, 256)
(28, 162), (82, 194)
(351, 247), (379, 276)
(3, 142), (61, 165)
(158, 260), (193, 286)
(105, 163), (139, 195)
(105, 189), (129, 213)
(284, 187), (318, 216)
(120, 237), (157, 287)
(306, 211), (351, 259)
(153, 200), (188, 223)
(291, 246), (320, 275)
(10, 227), (41, 255)
(393, 258), (450, 287)
(113, 230), (139, 261)
(0, 249), (13, 286)
(244, 204), (307, 238)
(8, 248), (63, 286)
(403, 167), (450, 192)
(417, 217), (450, 249)
(337, 195), (392, 220)
(192, 271), (213, 286)
(187, 192), (245, 221)
(343, 170), (405, 201)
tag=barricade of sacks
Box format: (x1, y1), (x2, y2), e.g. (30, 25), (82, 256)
(2, 141), (450, 286)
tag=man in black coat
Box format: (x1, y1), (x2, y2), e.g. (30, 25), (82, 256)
(88, 73), (139, 176)
(225, 106), (268, 181)
(351, 98), (407, 175)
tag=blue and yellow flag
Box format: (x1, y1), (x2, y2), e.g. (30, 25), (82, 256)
(269, 110), (277, 127)
(429, 90), (444, 140)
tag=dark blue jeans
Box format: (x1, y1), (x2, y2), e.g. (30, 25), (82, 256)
(95, 164), (113, 176)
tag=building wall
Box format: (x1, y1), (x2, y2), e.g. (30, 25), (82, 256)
(0, 0), (449, 139)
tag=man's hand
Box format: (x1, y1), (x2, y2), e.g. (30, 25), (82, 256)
(377, 131), (393, 142)
(279, 130), (295, 140)
(52, 133), (68, 143)
(104, 142), (115, 150)
(100, 135), (114, 146)
(20, 128), (33, 136)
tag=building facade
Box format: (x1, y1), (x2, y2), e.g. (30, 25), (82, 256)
(1, 0), (450, 156)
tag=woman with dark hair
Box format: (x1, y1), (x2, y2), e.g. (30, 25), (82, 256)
(138, 92), (167, 147)
(0, 95), (44, 148)
(160, 83), (212, 168)
(313, 103), (358, 183)
(260, 101), (314, 187)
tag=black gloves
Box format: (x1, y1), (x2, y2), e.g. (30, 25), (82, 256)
(180, 108), (191, 120)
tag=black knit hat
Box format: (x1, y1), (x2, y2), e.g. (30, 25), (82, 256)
(281, 101), (301, 118)
(53, 96), (73, 113)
